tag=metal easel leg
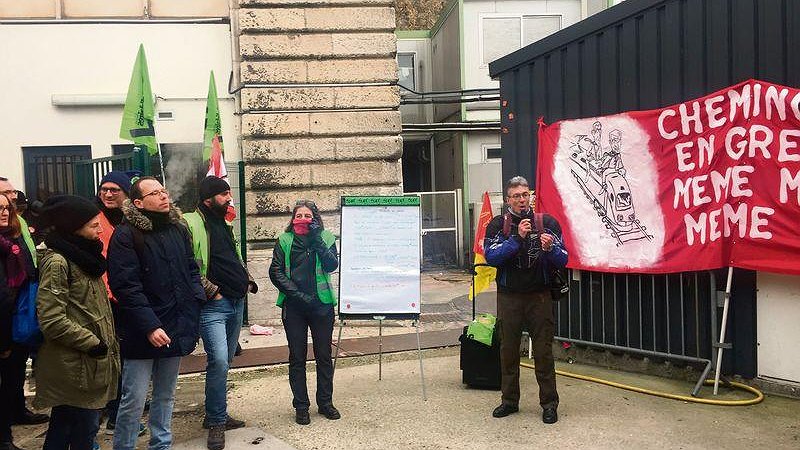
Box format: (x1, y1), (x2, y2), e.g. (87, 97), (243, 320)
(333, 320), (344, 372)
(415, 319), (427, 400)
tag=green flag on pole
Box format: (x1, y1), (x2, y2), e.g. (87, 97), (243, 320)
(120, 44), (158, 156)
(203, 71), (223, 162)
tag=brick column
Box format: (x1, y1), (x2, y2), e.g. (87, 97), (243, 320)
(238, 0), (402, 241)
(236, 0), (402, 322)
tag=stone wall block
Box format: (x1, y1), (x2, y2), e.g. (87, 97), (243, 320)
(245, 164), (312, 189)
(331, 33), (396, 56)
(333, 86), (400, 109)
(241, 61), (308, 83)
(310, 160), (401, 186)
(243, 138), (337, 162)
(242, 113), (309, 137)
(243, 136), (402, 163)
(306, 59), (398, 83)
(240, 34), (333, 59)
(309, 111), (401, 135)
(241, 88), (337, 111)
(334, 135), (403, 160)
(239, 8), (305, 31)
(304, 7), (395, 31)
(240, 0), (392, 6)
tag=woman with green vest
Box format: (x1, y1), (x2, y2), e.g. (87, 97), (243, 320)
(269, 200), (339, 426)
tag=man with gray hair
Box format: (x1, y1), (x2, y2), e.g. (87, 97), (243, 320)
(483, 175), (568, 424)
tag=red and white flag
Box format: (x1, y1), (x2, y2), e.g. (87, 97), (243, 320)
(537, 79), (800, 275)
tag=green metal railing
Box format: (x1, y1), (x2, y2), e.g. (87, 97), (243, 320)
(72, 149), (151, 198)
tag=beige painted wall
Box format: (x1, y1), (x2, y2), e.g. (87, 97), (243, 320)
(0, 23), (236, 189)
(757, 272), (800, 383)
(463, 0), (583, 90)
(0, 0), (228, 18)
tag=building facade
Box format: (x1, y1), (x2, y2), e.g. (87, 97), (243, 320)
(397, 0), (621, 259)
(1, 0), (403, 323)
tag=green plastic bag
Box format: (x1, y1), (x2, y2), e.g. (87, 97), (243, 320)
(466, 313), (497, 347)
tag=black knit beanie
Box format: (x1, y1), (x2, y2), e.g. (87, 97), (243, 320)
(198, 176), (230, 202)
(40, 195), (100, 234)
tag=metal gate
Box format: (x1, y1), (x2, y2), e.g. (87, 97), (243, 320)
(553, 269), (719, 395)
(23, 145), (91, 201)
(406, 189), (464, 270)
(72, 148), (152, 198)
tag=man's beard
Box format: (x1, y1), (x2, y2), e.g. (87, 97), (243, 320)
(210, 201), (230, 217)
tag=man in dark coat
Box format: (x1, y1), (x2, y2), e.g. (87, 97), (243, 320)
(484, 176), (568, 424)
(108, 176), (204, 450)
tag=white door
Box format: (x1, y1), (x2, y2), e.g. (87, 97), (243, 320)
(757, 272), (800, 382)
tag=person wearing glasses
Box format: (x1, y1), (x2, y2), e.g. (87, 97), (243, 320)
(91, 171), (149, 438)
(0, 193), (38, 450)
(0, 178), (49, 432)
(108, 177), (204, 450)
(269, 200), (339, 425)
(183, 176), (257, 450)
(484, 176), (568, 424)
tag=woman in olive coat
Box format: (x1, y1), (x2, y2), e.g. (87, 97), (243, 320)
(35, 195), (120, 450)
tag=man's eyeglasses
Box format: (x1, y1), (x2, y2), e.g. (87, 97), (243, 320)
(0, 190), (15, 197)
(141, 189), (169, 200)
(509, 192), (531, 200)
(99, 187), (123, 195)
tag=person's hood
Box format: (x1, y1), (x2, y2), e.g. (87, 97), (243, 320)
(121, 199), (184, 231)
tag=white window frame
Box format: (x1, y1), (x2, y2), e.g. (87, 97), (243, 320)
(397, 51), (418, 92)
(482, 144), (502, 163)
(479, 13), (563, 67)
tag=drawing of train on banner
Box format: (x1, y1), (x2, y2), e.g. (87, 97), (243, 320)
(568, 123), (653, 246)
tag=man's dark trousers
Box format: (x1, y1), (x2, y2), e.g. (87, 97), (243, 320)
(497, 290), (559, 409)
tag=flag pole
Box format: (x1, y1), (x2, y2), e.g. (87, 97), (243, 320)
(152, 97), (167, 189)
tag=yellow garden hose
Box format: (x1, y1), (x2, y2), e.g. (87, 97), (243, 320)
(520, 362), (764, 406)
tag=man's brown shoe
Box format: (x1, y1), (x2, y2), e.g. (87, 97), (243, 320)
(207, 425), (225, 450)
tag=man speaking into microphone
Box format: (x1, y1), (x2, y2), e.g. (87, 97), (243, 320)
(484, 176), (568, 424)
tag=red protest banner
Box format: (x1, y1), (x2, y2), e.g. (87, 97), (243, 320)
(536, 79), (800, 275)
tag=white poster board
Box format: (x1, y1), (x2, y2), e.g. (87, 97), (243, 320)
(338, 196), (421, 317)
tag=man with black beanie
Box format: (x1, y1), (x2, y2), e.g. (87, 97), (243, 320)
(34, 195), (120, 450)
(184, 176), (256, 450)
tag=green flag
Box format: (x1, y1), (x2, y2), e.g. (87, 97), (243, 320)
(203, 71), (223, 161)
(120, 44), (157, 156)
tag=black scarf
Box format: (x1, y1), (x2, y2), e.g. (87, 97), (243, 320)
(95, 197), (124, 226)
(141, 209), (172, 230)
(45, 232), (106, 277)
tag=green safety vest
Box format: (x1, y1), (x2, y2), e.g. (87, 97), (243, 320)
(183, 210), (242, 277)
(18, 216), (38, 268)
(275, 231), (337, 307)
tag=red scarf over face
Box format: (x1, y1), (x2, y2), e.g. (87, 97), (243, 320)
(292, 217), (312, 235)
